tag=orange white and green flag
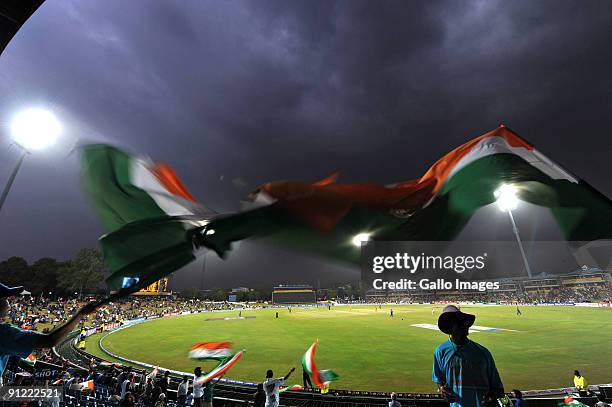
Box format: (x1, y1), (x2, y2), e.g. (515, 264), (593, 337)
(189, 342), (233, 361)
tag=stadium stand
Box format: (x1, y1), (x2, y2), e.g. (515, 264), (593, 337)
(272, 285), (317, 304)
(365, 271), (612, 305)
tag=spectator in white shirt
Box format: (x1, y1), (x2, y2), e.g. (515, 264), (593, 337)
(192, 367), (204, 407)
(121, 373), (133, 400)
(177, 375), (190, 407)
(389, 392), (401, 407)
(263, 367), (295, 407)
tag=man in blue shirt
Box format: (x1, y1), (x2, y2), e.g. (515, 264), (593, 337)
(432, 305), (504, 407)
(0, 283), (98, 384)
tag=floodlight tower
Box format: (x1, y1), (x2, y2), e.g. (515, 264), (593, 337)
(0, 108), (60, 213)
(494, 184), (533, 278)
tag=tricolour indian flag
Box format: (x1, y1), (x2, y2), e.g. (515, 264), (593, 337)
(76, 380), (94, 391)
(82, 125), (612, 278)
(23, 354), (36, 366)
(279, 384), (304, 393)
(302, 341), (339, 389)
(147, 366), (159, 379)
(193, 350), (245, 385)
(198, 124), (612, 263)
(189, 342), (233, 361)
(80, 144), (213, 291)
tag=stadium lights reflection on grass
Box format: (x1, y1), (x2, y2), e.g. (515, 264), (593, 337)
(352, 232), (371, 247)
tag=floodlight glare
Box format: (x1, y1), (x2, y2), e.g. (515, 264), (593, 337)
(10, 108), (61, 151)
(352, 232), (371, 247)
(494, 184), (519, 212)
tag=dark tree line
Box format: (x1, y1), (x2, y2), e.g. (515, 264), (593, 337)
(0, 248), (106, 297)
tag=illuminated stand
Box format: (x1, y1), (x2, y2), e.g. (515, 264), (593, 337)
(132, 278), (171, 296)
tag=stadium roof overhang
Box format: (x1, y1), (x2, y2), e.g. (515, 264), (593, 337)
(0, 0), (45, 56)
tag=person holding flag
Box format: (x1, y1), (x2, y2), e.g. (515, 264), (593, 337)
(203, 373), (223, 407)
(193, 367), (204, 407)
(302, 340), (339, 392)
(0, 283), (99, 385)
(188, 342), (245, 406)
(263, 367), (295, 407)
(302, 367), (313, 389)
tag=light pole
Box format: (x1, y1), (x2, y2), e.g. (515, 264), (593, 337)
(200, 254), (207, 291)
(0, 108), (60, 214)
(494, 184), (533, 278)
(0, 150), (27, 212)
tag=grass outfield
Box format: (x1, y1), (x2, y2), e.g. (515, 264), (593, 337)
(85, 305), (612, 392)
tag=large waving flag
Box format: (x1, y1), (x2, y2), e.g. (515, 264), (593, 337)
(196, 125), (612, 263)
(302, 341), (339, 389)
(193, 350), (245, 385)
(189, 342), (233, 361)
(80, 144), (213, 291)
(81, 125), (612, 286)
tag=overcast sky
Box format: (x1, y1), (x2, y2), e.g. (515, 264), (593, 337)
(0, 1), (611, 289)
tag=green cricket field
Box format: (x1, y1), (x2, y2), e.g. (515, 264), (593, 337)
(84, 304), (612, 392)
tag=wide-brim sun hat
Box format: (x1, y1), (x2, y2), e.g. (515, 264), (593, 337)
(437, 304), (475, 334)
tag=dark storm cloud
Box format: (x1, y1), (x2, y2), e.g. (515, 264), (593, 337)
(0, 0), (611, 289)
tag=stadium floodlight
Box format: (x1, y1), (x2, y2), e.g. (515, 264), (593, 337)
(352, 232), (371, 247)
(494, 183), (532, 278)
(494, 184), (519, 212)
(1, 108), (62, 214)
(10, 108), (61, 151)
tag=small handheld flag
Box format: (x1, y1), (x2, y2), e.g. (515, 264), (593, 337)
(147, 366), (159, 379)
(75, 380), (94, 391)
(193, 350), (245, 385)
(279, 384), (304, 393)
